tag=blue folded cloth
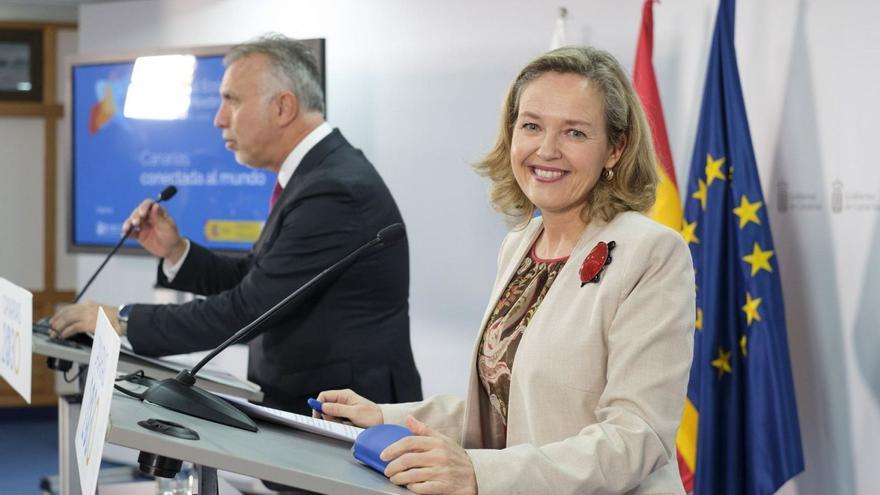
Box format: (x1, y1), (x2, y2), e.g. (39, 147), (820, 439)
(352, 424), (412, 474)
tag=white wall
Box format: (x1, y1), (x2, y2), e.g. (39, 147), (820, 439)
(74, 1), (880, 493)
(0, 4), (76, 23)
(0, 118), (45, 289)
(0, 27), (78, 293)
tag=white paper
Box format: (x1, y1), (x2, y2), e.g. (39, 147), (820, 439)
(75, 308), (121, 495)
(221, 394), (363, 442)
(0, 277), (33, 404)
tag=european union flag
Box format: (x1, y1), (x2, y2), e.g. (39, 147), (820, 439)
(682, 0), (805, 493)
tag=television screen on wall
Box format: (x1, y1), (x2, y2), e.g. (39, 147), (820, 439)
(68, 40), (325, 253)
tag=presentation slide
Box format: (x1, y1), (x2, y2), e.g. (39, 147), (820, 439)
(72, 54), (273, 252)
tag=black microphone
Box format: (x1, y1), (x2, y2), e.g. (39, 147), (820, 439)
(39, 186), (178, 375)
(376, 223), (405, 245)
(139, 223), (406, 431)
(74, 185), (178, 303)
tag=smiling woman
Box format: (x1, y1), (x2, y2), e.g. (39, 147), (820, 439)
(314, 46), (696, 495)
(509, 72), (622, 223)
(476, 46), (657, 230)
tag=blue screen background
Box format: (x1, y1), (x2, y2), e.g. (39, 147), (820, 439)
(72, 55), (274, 252)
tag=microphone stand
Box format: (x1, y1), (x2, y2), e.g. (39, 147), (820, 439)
(138, 224), (405, 432)
(75, 185), (178, 303)
(74, 228), (134, 304)
(43, 186), (178, 372)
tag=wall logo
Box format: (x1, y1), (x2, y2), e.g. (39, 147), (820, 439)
(776, 180), (822, 212)
(829, 178), (880, 212)
(777, 181), (789, 213)
(831, 179), (843, 214)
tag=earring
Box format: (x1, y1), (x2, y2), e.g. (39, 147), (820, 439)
(603, 168), (615, 181)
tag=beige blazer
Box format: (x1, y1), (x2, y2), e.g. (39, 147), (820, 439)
(381, 211), (695, 495)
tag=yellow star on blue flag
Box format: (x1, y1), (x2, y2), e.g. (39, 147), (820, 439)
(733, 195), (762, 229)
(705, 154), (726, 186)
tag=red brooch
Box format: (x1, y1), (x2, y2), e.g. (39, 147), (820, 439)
(580, 241), (616, 286)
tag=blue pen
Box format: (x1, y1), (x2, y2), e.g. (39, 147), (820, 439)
(307, 398), (323, 414)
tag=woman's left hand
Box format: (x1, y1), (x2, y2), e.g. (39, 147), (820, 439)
(381, 416), (478, 495)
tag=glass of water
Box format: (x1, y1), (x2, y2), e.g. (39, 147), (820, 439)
(156, 467), (195, 495)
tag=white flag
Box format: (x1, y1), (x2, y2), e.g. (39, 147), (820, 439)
(550, 7), (568, 49)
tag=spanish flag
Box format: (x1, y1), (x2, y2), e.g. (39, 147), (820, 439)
(632, 0), (692, 490)
(634, 0), (682, 231)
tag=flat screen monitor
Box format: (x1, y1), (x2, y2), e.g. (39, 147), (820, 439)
(68, 40), (325, 253)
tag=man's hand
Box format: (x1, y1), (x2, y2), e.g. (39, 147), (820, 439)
(313, 389), (384, 428)
(49, 301), (124, 338)
(381, 416), (478, 495)
(124, 199), (186, 262)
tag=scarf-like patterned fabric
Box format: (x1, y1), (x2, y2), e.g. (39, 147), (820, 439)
(477, 243), (567, 447)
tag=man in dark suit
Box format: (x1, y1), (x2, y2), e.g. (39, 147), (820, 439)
(51, 34), (422, 415)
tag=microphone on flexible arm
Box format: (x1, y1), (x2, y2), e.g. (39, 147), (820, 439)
(74, 185), (178, 303)
(39, 186), (178, 372)
(136, 223), (406, 432)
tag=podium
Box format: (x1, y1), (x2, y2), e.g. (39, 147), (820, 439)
(32, 332), (263, 400)
(32, 331), (264, 495)
(108, 391), (411, 495)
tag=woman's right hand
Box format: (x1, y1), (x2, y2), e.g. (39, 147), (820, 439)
(314, 389), (384, 428)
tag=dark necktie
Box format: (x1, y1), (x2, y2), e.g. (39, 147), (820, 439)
(269, 181), (283, 212)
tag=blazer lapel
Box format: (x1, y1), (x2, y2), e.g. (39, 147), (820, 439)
(483, 219), (544, 340)
(289, 128), (347, 181)
(512, 217), (611, 351)
(498, 216), (611, 446)
(252, 129), (348, 254)
(460, 218), (543, 447)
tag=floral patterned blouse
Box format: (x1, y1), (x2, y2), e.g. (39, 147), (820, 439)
(476, 240), (568, 448)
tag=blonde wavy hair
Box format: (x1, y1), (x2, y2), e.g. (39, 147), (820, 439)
(474, 46), (658, 227)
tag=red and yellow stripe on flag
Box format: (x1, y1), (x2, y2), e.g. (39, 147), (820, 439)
(634, 0), (682, 231)
(632, 0), (694, 491)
